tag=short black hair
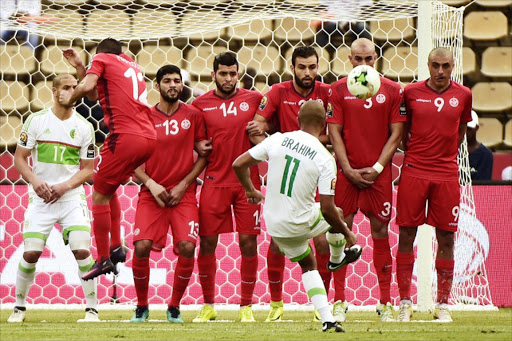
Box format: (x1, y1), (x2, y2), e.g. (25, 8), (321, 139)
(156, 64), (182, 84)
(97, 38), (122, 55)
(213, 51), (238, 72)
(291, 46), (318, 66)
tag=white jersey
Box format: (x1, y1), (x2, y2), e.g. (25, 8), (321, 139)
(249, 130), (337, 238)
(18, 108), (95, 203)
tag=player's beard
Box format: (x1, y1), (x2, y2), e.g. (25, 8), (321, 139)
(294, 71), (315, 90)
(161, 90), (180, 104)
(216, 80), (236, 96)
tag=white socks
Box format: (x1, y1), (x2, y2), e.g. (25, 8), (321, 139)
(326, 232), (346, 264)
(77, 255), (97, 309)
(302, 270), (335, 323)
(15, 259), (36, 307)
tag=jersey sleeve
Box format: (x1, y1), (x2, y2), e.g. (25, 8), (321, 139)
(390, 84), (407, 123)
(86, 54), (105, 77)
(248, 133), (280, 161)
(18, 113), (39, 149)
(193, 108), (207, 142)
(326, 83), (343, 125)
(317, 155), (337, 196)
(460, 89), (473, 124)
(80, 119), (96, 160)
(256, 86), (279, 121)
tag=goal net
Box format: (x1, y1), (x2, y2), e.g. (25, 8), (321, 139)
(0, 0), (494, 310)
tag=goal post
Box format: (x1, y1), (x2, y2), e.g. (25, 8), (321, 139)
(0, 0), (495, 310)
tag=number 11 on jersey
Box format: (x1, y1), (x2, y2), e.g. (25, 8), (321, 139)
(280, 154), (300, 197)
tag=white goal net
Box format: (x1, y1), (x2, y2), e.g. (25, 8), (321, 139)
(0, 0), (494, 309)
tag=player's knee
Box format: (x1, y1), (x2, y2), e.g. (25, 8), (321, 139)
(370, 219), (389, 238)
(23, 250), (42, 264)
(239, 234), (257, 257)
(24, 237), (45, 254)
(92, 190), (111, 205)
(134, 240), (152, 258)
(68, 231), (91, 253)
(178, 241), (195, 258)
(436, 230), (454, 251)
(269, 239), (281, 254)
(199, 236), (218, 255)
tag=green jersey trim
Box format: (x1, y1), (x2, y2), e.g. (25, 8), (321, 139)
(37, 141), (81, 165)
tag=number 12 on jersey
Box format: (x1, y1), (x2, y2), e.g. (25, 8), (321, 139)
(280, 155), (300, 197)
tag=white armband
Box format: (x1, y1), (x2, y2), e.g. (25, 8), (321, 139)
(372, 162), (384, 174)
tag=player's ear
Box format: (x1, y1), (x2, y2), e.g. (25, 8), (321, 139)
(154, 82), (159, 92)
(211, 71), (216, 82)
(289, 63), (294, 73)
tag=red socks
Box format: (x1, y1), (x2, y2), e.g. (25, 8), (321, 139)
(316, 252), (331, 292)
(240, 255), (258, 306)
(170, 256), (195, 308)
(92, 204), (111, 261)
(267, 247), (285, 302)
(373, 237), (392, 304)
(197, 253), (216, 304)
(333, 266), (347, 302)
(436, 259), (454, 304)
(109, 193), (122, 249)
(132, 256), (150, 307)
(396, 251), (415, 301)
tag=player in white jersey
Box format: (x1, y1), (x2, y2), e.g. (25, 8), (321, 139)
(233, 101), (362, 332)
(8, 74), (99, 323)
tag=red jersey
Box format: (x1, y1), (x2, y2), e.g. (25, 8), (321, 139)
(86, 53), (156, 139)
(327, 77), (405, 175)
(193, 88), (262, 187)
(256, 80), (330, 133)
(140, 103), (206, 197)
(403, 80), (472, 180)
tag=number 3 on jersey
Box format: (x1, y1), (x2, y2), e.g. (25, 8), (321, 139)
(124, 67), (148, 105)
(280, 155), (300, 197)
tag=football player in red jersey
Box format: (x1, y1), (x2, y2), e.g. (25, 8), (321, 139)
(62, 38), (157, 280)
(246, 46), (332, 322)
(327, 38), (405, 322)
(396, 47), (472, 323)
(192, 52), (263, 322)
(129, 65), (208, 323)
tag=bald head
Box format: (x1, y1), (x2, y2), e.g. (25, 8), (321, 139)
(351, 38), (375, 53)
(52, 73), (76, 89)
(298, 100), (325, 130)
(349, 38), (377, 67)
(428, 47), (453, 63)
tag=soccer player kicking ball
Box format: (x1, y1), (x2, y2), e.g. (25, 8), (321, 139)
(8, 74), (99, 323)
(192, 52), (263, 323)
(327, 38), (405, 322)
(233, 101), (362, 333)
(129, 65), (208, 323)
(246, 46), (332, 322)
(62, 39), (157, 280)
(396, 47), (472, 322)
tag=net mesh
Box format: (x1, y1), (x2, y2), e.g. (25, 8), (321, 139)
(0, 0), (494, 308)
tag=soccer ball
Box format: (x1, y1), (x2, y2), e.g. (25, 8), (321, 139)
(347, 65), (381, 100)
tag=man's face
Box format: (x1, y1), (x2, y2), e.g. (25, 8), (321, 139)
(348, 47), (377, 68)
(157, 73), (183, 103)
(54, 77), (78, 107)
(213, 64), (239, 95)
(291, 55), (318, 89)
(428, 55), (453, 90)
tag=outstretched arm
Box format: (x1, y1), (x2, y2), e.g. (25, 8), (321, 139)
(232, 151), (264, 204)
(60, 73), (99, 106)
(62, 49), (98, 101)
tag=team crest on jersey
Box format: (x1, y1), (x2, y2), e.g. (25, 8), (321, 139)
(259, 96), (268, 111)
(133, 228), (140, 236)
(70, 129), (77, 139)
(19, 131), (28, 146)
(326, 102), (333, 117)
(449, 97), (459, 107)
(376, 94), (386, 104)
(239, 102), (249, 112)
(181, 119), (191, 129)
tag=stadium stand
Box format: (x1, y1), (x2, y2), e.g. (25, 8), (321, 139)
(504, 120), (512, 148)
(381, 46), (418, 80)
(0, 115), (22, 149)
(227, 15), (273, 41)
(0, 81), (29, 112)
(478, 118), (504, 148)
(137, 45), (183, 77)
(370, 18), (415, 42)
(133, 10), (178, 38)
(472, 82), (512, 114)
(31, 80), (53, 112)
(41, 45), (88, 76)
(274, 18), (316, 41)
(330, 46), (352, 77)
(463, 11), (508, 41)
(85, 9), (131, 38)
(238, 45), (281, 76)
(0, 45), (36, 76)
(481, 47), (512, 78)
(462, 46), (476, 78)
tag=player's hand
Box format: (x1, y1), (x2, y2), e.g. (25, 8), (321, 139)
(195, 139), (212, 157)
(168, 181), (187, 206)
(146, 179), (170, 208)
(48, 182), (72, 204)
(344, 230), (358, 248)
(32, 177), (52, 202)
(246, 120), (267, 136)
(344, 168), (374, 189)
(361, 167), (380, 182)
(62, 48), (83, 68)
(245, 189), (264, 205)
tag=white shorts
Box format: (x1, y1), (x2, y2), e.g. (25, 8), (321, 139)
(271, 206), (331, 262)
(23, 198), (91, 246)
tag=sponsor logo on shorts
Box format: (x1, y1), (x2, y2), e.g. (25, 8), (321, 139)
(133, 228), (140, 236)
(181, 119), (191, 129)
(326, 102), (333, 117)
(449, 97), (459, 107)
(259, 96), (268, 111)
(19, 131), (28, 146)
(376, 94), (386, 104)
(87, 144), (95, 158)
(239, 102), (249, 111)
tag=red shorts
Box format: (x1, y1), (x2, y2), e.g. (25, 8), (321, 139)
(334, 171), (393, 223)
(133, 191), (199, 254)
(94, 133), (156, 196)
(199, 185), (261, 236)
(396, 172), (460, 232)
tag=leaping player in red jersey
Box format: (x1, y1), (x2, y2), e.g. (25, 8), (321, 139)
(246, 46), (333, 322)
(129, 65), (208, 323)
(191, 52), (263, 323)
(396, 47), (472, 323)
(327, 38), (405, 322)
(62, 38), (157, 280)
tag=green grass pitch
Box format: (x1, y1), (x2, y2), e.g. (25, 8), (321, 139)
(1, 308), (510, 340)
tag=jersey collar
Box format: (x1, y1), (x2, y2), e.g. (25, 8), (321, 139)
(424, 78), (453, 95)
